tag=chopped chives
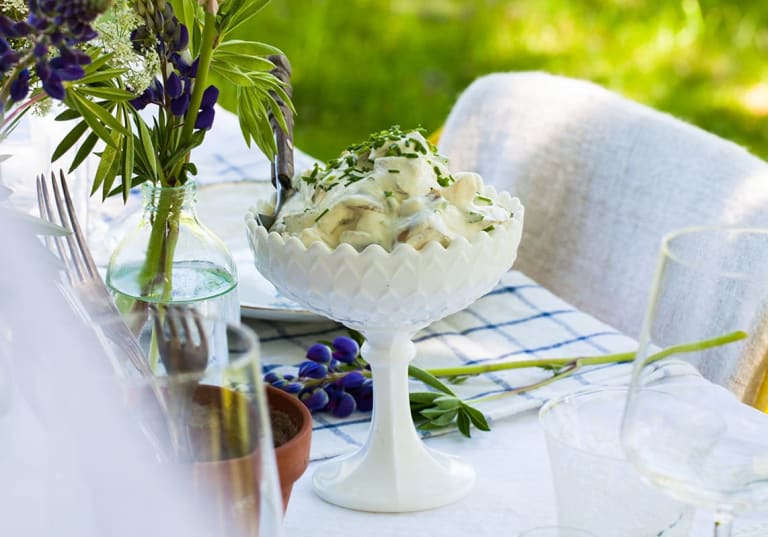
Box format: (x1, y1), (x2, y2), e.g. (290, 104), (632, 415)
(314, 208), (330, 222)
(388, 169), (400, 173)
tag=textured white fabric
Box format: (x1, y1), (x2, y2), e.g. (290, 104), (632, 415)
(439, 72), (768, 335)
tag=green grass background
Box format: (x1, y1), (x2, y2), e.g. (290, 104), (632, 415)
(219, 0), (768, 162)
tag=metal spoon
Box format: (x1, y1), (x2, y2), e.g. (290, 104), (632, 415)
(258, 54), (294, 230)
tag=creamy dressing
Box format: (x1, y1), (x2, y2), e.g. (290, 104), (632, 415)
(270, 127), (513, 251)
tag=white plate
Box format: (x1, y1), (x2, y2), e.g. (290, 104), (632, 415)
(194, 181), (324, 321)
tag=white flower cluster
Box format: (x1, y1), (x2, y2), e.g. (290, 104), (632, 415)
(94, 0), (159, 95)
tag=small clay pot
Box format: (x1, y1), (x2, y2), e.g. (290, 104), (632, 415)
(266, 385), (312, 509)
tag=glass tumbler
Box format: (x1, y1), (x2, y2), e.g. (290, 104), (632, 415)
(539, 388), (693, 537)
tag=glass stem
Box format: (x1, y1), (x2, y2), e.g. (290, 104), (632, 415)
(713, 513), (734, 537)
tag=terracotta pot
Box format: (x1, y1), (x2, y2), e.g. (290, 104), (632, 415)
(266, 385), (312, 509)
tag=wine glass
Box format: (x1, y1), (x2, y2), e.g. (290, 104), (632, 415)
(622, 227), (768, 537)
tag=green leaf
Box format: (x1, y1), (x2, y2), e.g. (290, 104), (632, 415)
(220, 0), (271, 37)
(456, 411), (471, 438)
(432, 395), (462, 410)
(55, 109), (81, 121)
(80, 86), (137, 101)
(429, 409), (459, 427)
(68, 132), (98, 173)
(121, 107), (134, 202)
(92, 129), (122, 199)
(136, 117), (157, 179)
(214, 51), (275, 73)
(211, 60), (257, 86)
(51, 120), (88, 163)
(462, 404), (491, 432)
(408, 365), (457, 396)
(409, 392), (440, 404)
(420, 408), (450, 419)
(76, 68), (127, 86)
(216, 39), (282, 58)
(68, 92), (120, 147)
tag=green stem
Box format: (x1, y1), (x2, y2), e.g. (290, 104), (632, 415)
(460, 330), (748, 404)
(177, 11), (217, 152)
(138, 187), (182, 301)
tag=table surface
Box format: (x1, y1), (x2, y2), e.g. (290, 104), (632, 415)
(5, 111), (767, 537)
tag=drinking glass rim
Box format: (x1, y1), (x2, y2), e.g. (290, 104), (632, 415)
(538, 386), (628, 462)
(661, 226), (768, 281)
(94, 310), (260, 384)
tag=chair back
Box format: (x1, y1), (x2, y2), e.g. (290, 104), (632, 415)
(439, 72), (768, 334)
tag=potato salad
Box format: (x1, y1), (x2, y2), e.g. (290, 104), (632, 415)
(269, 126), (514, 251)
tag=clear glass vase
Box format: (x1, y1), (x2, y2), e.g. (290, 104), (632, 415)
(106, 181), (239, 324)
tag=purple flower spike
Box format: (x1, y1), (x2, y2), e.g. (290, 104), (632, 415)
(301, 388), (330, 411)
(340, 371), (365, 390)
(331, 392), (357, 418)
(200, 85), (219, 108)
(263, 371), (280, 384)
(355, 381), (374, 412)
(166, 72), (182, 99)
(298, 360), (327, 379)
(332, 336), (360, 364)
(10, 68), (30, 102)
(282, 382), (304, 394)
(194, 105), (215, 130)
(42, 72), (64, 100)
(170, 92), (189, 116)
(306, 343), (332, 364)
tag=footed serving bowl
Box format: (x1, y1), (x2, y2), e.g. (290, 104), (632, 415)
(245, 189), (524, 512)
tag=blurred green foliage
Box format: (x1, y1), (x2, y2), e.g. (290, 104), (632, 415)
(218, 0), (768, 161)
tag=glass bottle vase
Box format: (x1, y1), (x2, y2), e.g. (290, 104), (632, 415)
(106, 181), (239, 325)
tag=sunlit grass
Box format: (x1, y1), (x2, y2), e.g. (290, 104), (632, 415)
(219, 1), (768, 161)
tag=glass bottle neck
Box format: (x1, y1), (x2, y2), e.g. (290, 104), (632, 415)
(141, 181), (197, 213)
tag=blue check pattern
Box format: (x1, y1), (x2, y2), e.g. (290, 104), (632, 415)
(249, 270), (674, 462)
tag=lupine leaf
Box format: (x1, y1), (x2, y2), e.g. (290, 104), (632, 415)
(463, 404), (491, 432)
(55, 109), (81, 121)
(51, 120), (88, 162)
(68, 92), (118, 147)
(80, 86), (136, 101)
(408, 365), (456, 396)
(214, 51), (274, 73)
(220, 0), (271, 37)
(429, 409), (459, 427)
(216, 40), (281, 58)
(92, 129), (122, 197)
(121, 106), (134, 202)
(456, 411), (471, 437)
(68, 133), (98, 173)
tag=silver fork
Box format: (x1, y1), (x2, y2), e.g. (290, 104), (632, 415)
(151, 304), (209, 461)
(36, 170), (152, 377)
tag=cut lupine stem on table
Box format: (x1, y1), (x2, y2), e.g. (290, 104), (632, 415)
(265, 330), (748, 438)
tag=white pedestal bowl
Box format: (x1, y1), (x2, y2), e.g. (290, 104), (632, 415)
(245, 191), (524, 512)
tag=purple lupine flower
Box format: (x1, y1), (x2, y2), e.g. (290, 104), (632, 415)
(298, 360), (328, 380)
(330, 392), (356, 418)
(301, 388), (330, 411)
(355, 381), (374, 412)
(194, 106), (215, 130)
(339, 371), (366, 390)
(332, 336), (360, 364)
(9, 68), (30, 102)
(306, 343), (332, 364)
(194, 84), (218, 130)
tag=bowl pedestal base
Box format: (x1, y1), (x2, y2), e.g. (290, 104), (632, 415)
(312, 330), (475, 512)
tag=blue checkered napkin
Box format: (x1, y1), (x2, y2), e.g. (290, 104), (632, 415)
(251, 270), (689, 462)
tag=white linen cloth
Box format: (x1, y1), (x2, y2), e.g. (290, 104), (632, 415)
(439, 72), (768, 336)
(252, 269), (690, 462)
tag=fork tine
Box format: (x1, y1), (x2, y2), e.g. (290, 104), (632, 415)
(37, 173), (74, 282)
(178, 306), (194, 345)
(191, 307), (207, 352)
(58, 169), (99, 279)
(50, 171), (87, 283)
